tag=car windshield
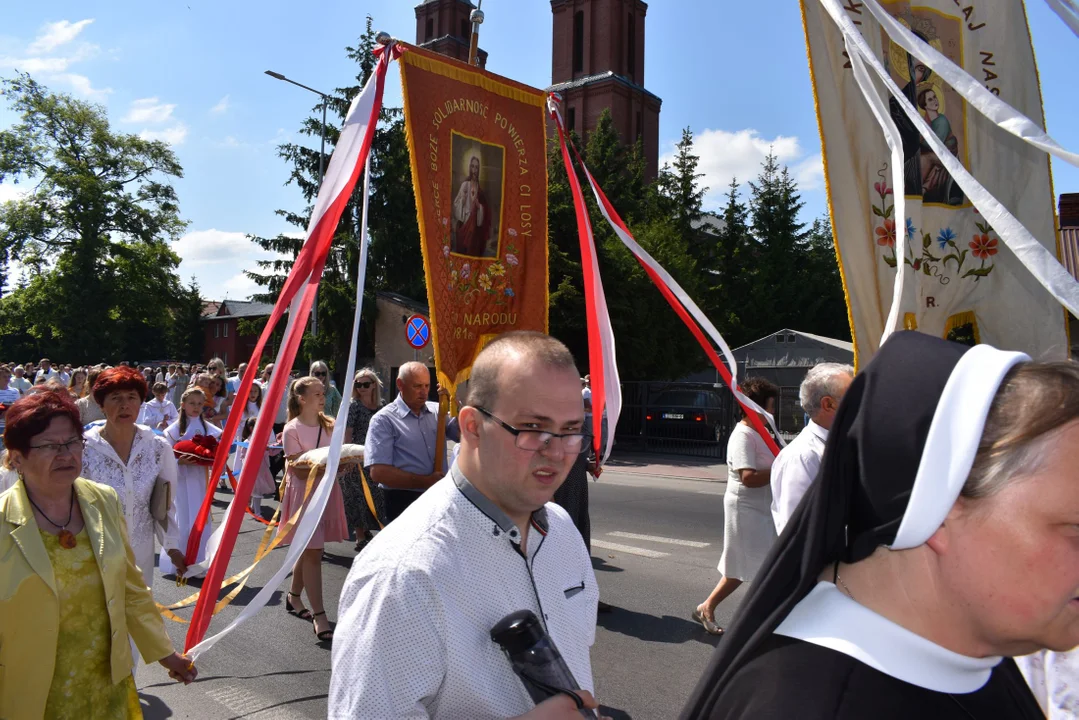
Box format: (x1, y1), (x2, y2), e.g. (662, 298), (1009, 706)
(655, 390), (711, 408)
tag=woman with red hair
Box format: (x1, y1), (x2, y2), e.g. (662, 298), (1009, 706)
(81, 366), (187, 592)
(0, 390), (197, 718)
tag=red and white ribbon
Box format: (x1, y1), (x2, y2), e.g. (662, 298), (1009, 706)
(184, 43), (398, 654)
(547, 95), (783, 456)
(546, 98), (620, 464)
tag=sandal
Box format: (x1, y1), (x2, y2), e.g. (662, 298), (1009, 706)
(692, 605), (724, 636)
(285, 592), (313, 621)
(312, 611), (334, 643)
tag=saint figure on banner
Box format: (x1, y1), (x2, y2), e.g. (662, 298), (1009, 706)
(452, 155), (491, 256)
(887, 24), (965, 207)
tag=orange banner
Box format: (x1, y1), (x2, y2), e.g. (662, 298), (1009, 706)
(399, 43), (549, 406)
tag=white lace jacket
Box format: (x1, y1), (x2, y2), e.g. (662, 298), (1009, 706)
(81, 424), (181, 575)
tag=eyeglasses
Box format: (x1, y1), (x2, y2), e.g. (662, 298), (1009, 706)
(354, 380), (374, 389)
(28, 438), (84, 456)
(313, 372), (327, 377)
(474, 407), (591, 454)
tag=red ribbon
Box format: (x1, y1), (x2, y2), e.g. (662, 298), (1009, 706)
(550, 117), (607, 460)
(183, 45), (396, 652)
(549, 95), (781, 457)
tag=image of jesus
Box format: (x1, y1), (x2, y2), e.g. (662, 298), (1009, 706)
(452, 155), (491, 256)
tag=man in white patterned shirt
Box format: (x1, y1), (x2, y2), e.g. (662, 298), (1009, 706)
(330, 332), (607, 719)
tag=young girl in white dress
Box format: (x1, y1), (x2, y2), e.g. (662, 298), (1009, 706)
(159, 387), (222, 575)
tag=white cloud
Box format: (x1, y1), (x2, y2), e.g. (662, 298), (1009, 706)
(210, 95), (230, 114)
(661, 128), (822, 208)
(27, 19), (94, 54)
(172, 229), (289, 300)
(52, 73), (112, 100)
(172, 229), (284, 267)
(3, 56), (71, 73)
(123, 97), (175, 124)
(221, 272), (262, 300)
(140, 123), (189, 146)
(793, 153), (825, 191)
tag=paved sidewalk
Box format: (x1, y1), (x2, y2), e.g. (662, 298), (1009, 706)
(603, 451), (727, 483)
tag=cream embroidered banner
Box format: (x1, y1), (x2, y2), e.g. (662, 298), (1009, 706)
(802, 0), (1068, 365)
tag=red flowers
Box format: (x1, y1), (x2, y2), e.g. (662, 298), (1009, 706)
(875, 219), (897, 248)
(969, 234), (998, 260)
(874, 181), (894, 196)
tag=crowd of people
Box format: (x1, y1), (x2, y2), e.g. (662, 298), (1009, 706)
(2, 330), (1079, 718)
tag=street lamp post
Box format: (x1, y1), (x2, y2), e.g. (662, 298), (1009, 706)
(264, 70), (329, 337)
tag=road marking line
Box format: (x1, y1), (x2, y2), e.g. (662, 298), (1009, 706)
(592, 539), (670, 559)
(607, 531), (710, 548)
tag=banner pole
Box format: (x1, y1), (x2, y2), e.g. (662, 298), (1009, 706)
(467, 0), (484, 66)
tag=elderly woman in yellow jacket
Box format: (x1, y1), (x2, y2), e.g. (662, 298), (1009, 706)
(0, 390), (197, 720)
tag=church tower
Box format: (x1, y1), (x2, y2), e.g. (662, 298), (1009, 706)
(549, 0), (662, 179)
(414, 0), (488, 69)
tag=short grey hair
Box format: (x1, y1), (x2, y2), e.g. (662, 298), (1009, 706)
(799, 363), (855, 417)
(397, 361), (429, 384)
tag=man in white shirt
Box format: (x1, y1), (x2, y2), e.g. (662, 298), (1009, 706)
(330, 332), (606, 720)
(10, 366), (31, 395)
(34, 358), (59, 384)
(770, 362), (854, 534)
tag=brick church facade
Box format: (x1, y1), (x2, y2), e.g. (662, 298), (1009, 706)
(412, 0), (661, 179)
(549, 0), (662, 180)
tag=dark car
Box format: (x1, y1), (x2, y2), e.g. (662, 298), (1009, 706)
(645, 388), (729, 443)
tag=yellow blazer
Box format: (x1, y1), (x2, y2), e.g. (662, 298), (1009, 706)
(0, 477), (174, 720)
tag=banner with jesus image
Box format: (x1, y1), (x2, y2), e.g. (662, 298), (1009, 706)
(802, 0), (1068, 366)
(399, 43), (549, 406)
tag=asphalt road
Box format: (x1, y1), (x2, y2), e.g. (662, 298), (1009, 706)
(137, 462), (739, 720)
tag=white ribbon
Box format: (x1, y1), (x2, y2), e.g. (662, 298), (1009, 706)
(1045, 0), (1079, 38)
(818, 0), (1079, 336)
(858, 0), (1079, 168)
(547, 97), (784, 446)
(187, 82), (379, 658)
(189, 152), (373, 660)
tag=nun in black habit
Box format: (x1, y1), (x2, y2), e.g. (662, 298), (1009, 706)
(681, 331), (1079, 719)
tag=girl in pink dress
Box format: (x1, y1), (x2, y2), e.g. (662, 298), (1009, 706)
(277, 376), (347, 643)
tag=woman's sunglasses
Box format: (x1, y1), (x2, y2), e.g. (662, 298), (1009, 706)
(354, 380), (374, 389)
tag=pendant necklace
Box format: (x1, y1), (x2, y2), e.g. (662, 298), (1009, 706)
(27, 485), (78, 549)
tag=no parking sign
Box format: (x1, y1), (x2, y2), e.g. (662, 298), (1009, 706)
(405, 314), (431, 350)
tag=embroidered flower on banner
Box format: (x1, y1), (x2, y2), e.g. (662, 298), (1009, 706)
(442, 217), (450, 227)
(876, 219), (897, 248)
(505, 253), (519, 267)
(905, 218), (917, 241)
(505, 288), (515, 297)
(508, 228), (518, 237)
(442, 245), (450, 257)
(970, 234), (998, 259)
(478, 273), (492, 291)
(488, 262), (506, 278)
(937, 227), (956, 250)
(460, 263), (471, 280)
(874, 181), (893, 197)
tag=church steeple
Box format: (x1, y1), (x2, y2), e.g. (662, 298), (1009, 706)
(549, 0), (661, 179)
(414, 0), (488, 69)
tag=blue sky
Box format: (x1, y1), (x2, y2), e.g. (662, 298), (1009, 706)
(1, 1), (1076, 301)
